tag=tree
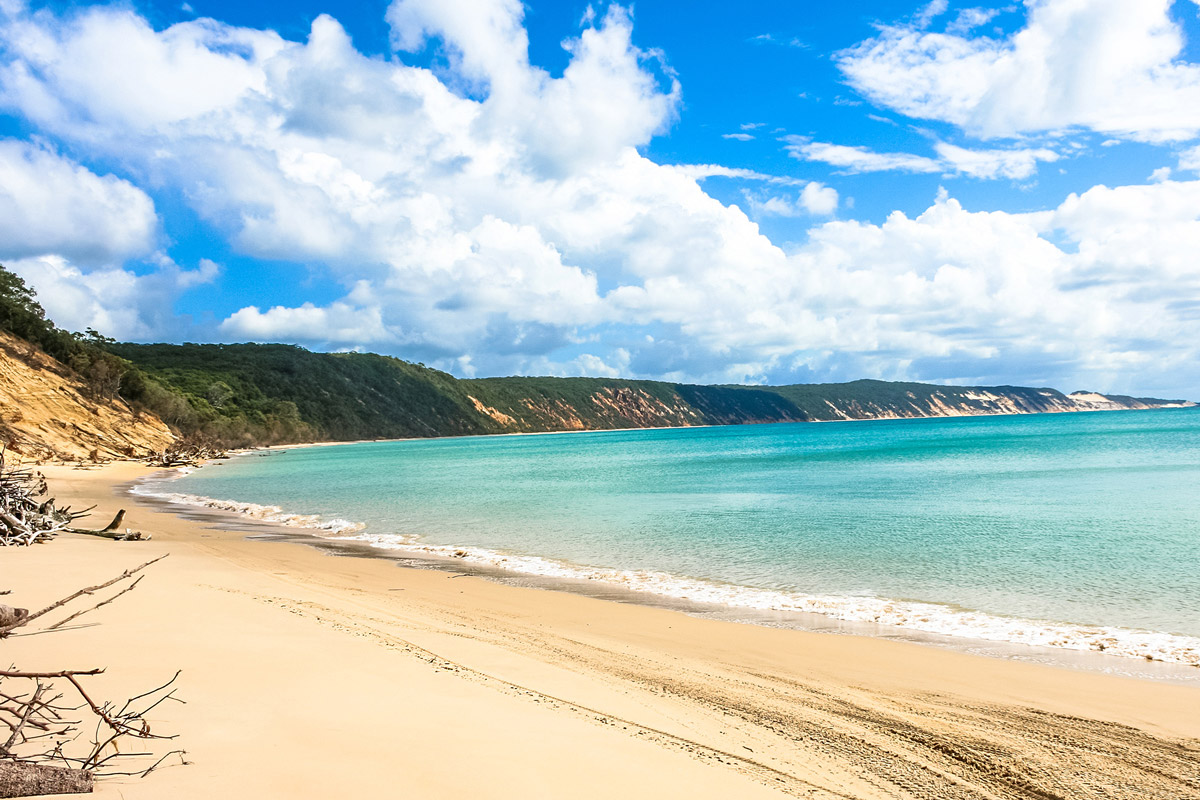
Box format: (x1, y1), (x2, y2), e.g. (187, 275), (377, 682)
(206, 381), (234, 409)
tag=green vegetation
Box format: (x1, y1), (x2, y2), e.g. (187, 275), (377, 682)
(0, 265), (127, 401)
(3, 263), (1188, 450)
(104, 344), (1118, 447)
(108, 343), (491, 445)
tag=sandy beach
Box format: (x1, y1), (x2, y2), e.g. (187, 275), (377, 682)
(3, 462), (1199, 799)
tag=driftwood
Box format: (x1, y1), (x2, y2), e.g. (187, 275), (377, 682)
(0, 762), (92, 797)
(0, 450), (89, 546)
(0, 449), (147, 545)
(0, 557), (183, 796)
(0, 608), (26, 630)
(66, 510), (146, 542)
(145, 443), (227, 468)
(0, 666), (182, 786)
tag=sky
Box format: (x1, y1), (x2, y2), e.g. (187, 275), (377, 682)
(1, 0), (1200, 397)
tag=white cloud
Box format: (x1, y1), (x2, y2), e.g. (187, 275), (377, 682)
(838, 0), (1200, 142)
(786, 136), (1057, 179)
(774, 182), (1200, 391)
(221, 300), (391, 343)
(0, 8), (285, 133)
(784, 137), (942, 173)
(800, 182), (839, 215)
(748, 33), (806, 48)
(1149, 166), (1172, 182)
(387, 1), (679, 178)
(0, 139), (157, 262)
(570, 349), (630, 378)
(670, 164), (804, 185)
(915, 0), (949, 29)
(747, 182), (838, 217)
(1, 1), (1198, 393)
(945, 7), (1001, 36)
(722, 132), (754, 141)
(933, 142), (1059, 180)
(388, 0), (530, 91)
(1180, 145), (1200, 173)
(5, 255), (217, 340)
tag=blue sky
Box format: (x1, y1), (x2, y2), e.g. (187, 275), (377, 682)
(2, 0), (1200, 397)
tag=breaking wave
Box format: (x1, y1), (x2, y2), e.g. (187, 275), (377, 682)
(131, 469), (364, 534)
(132, 467), (1200, 669)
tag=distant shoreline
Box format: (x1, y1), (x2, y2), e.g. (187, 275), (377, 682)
(250, 401), (1196, 453)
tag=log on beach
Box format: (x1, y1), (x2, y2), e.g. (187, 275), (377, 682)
(0, 762), (93, 797)
(0, 604), (27, 628)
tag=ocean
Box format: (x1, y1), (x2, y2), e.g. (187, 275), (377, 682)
(136, 408), (1200, 672)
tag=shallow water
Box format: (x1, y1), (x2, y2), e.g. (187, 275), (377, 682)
(142, 408), (1200, 668)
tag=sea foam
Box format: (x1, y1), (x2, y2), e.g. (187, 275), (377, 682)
(131, 471), (364, 534)
(132, 468), (1200, 669)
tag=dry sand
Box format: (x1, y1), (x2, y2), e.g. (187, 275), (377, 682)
(3, 462), (1199, 799)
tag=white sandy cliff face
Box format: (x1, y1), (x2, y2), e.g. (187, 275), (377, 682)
(1065, 391), (1193, 411)
(0, 331), (173, 461)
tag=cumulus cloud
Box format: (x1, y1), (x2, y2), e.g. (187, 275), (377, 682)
(4, 255), (217, 340)
(800, 182), (839, 215)
(0, 0), (1198, 394)
(776, 182), (1200, 391)
(221, 300), (391, 343)
(785, 136), (1057, 180)
(746, 182), (838, 217)
(0, 139), (157, 262)
(388, 0), (530, 90)
(838, 0), (1200, 142)
(0, 7), (285, 134)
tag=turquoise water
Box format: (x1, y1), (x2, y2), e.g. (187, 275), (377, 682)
(148, 409), (1200, 665)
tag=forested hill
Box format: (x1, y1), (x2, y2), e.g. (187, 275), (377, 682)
(0, 267), (172, 460)
(107, 342), (1194, 447)
(1, 264), (1190, 452)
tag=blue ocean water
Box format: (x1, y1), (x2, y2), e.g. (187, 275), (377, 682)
(148, 408), (1200, 666)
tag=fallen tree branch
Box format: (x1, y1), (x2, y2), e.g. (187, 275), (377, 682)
(0, 670), (105, 680)
(65, 509), (123, 536)
(0, 448), (87, 547)
(0, 555), (167, 638)
(46, 576), (144, 631)
(0, 667), (181, 786)
(0, 463), (182, 795)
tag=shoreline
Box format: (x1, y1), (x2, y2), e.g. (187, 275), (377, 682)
(138, 444), (1200, 679)
(233, 401), (1199, 456)
(127, 479), (1200, 686)
(6, 461), (1199, 798)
